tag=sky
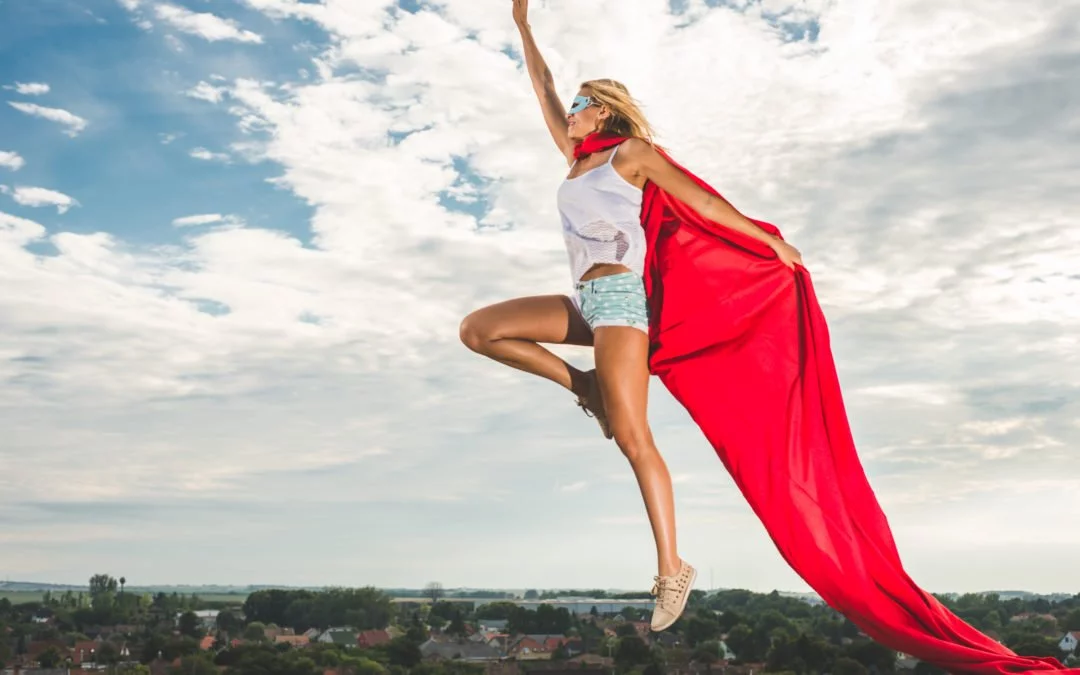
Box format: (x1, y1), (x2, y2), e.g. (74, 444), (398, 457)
(0, 0), (1078, 596)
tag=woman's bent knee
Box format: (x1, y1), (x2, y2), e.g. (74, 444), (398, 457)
(459, 313), (490, 354)
(612, 424), (655, 462)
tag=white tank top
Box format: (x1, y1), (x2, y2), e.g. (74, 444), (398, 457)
(556, 143), (645, 284)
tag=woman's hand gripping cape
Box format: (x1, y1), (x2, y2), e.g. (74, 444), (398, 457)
(573, 132), (1075, 675)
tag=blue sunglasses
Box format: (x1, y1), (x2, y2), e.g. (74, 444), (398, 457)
(567, 95), (598, 115)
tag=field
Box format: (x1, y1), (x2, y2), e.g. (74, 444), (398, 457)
(0, 591), (248, 605)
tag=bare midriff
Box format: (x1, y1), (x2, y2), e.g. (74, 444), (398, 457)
(580, 262), (633, 282)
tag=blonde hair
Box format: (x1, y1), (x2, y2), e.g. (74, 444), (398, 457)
(580, 79), (656, 142)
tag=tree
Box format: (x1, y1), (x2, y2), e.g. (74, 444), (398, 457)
(507, 605), (572, 635)
(97, 642), (120, 665)
(243, 622), (268, 642)
(687, 590), (707, 608)
(242, 589), (314, 628)
(1065, 609), (1080, 632)
(913, 661), (948, 675)
(216, 609), (243, 635)
(834, 656), (869, 675)
(428, 601), (459, 624)
(766, 634), (802, 674)
(406, 614), (429, 643)
(615, 636), (652, 669)
(691, 643), (720, 671)
(90, 574), (119, 596)
(724, 624), (756, 663)
(447, 612), (468, 638)
(425, 583), (444, 604)
(845, 639), (896, 674)
(1011, 637), (1060, 658)
(793, 634), (835, 673)
(524, 590), (539, 600)
(38, 646), (64, 668)
(169, 655), (218, 675)
(341, 656), (387, 675)
(619, 606), (646, 622)
(178, 611), (202, 639)
(385, 636), (422, 668)
(685, 615), (721, 648)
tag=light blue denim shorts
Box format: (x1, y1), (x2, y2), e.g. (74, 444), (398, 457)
(571, 271), (650, 335)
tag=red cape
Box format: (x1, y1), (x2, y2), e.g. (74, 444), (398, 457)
(575, 133), (1075, 675)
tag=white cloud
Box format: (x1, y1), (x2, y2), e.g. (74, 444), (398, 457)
(2, 0), (1079, 591)
(154, 4), (263, 43)
(164, 34), (185, 53)
(4, 186), (80, 214)
(7, 102), (88, 137)
(186, 81), (227, 104)
(159, 132), (182, 145)
(559, 481), (589, 493)
(4, 82), (50, 96)
(189, 147), (230, 162)
(117, 0), (140, 10)
(0, 210), (48, 245)
(0, 151), (24, 171)
(172, 213), (242, 227)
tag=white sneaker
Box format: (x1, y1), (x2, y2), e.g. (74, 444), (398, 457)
(650, 559), (697, 631)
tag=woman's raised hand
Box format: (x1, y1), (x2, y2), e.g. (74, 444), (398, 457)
(512, 0), (529, 26)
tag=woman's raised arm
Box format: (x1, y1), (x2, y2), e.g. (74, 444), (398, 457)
(513, 0), (574, 165)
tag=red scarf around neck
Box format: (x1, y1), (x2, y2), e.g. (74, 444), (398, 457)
(568, 131), (1073, 675)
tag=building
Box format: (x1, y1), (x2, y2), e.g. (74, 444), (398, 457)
(1060, 632), (1080, 654)
(419, 638), (502, 662)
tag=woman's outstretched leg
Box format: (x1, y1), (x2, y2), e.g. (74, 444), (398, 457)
(459, 295), (608, 430)
(594, 325), (695, 630)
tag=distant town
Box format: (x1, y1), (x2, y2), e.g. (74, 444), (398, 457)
(2, 577), (1078, 675)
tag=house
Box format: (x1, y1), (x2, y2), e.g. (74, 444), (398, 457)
(356, 630), (390, 648)
(265, 626), (295, 641)
(896, 656), (920, 670)
(24, 640), (71, 666)
(72, 641), (100, 665)
(477, 619), (509, 632)
(567, 654), (613, 667)
(652, 632), (681, 648)
(507, 635), (571, 661)
(318, 629), (359, 647)
(303, 628), (321, 640)
(419, 638), (502, 662)
(1010, 613), (1058, 625)
(479, 633), (511, 653)
(175, 610), (220, 629)
(1060, 632), (1080, 654)
(275, 635), (310, 648)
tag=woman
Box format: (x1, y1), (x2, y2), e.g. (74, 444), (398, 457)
(460, 6), (1080, 673)
(459, 0), (803, 633)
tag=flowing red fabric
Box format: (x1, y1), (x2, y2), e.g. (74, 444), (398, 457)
(573, 133), (1074, 675)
